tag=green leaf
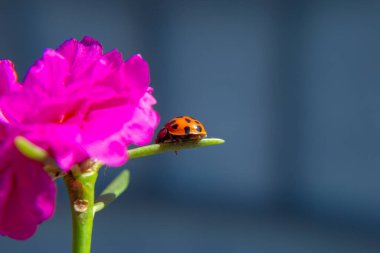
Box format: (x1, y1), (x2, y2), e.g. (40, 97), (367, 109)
(14, 136), (48, 161)
(94, 170), (130, 213)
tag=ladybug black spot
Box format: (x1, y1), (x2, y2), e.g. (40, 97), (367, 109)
(184, 126), (190, 134)
(169, 120), (176, 125)
(195, 120), (201, 124)
(185, 118), (191, 123)
(196, 125), (202, 132)
(172, 124), (179, 129)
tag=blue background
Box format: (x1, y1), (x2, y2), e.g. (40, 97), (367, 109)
(1, 0), (380, 252)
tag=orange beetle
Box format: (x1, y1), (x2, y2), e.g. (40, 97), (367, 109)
(155, 116), (207, 144)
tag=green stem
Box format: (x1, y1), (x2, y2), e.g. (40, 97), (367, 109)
(64, 169), (98, 253)
(128, 138), (225, 160)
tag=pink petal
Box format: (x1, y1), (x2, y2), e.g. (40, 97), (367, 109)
(57, 36), (103, 83)
(23, 49), (69, 95)
(56, 38), (78, 63)
(119, 54), (150, 103)
(122, 91), (160, 145)
(0, 60), (20, 95)
(90, 49), (123, 83)
(24, 123), (87, 171)
(0, 91), (34, 124)
(81, 103), (136, 166)
(0, 122), (8, 139)
(0, 144), (56, 240)
(84, 137), (127, 167)
(83, 90), (159, 166)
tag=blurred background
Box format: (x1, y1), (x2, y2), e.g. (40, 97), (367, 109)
(1, 0), (380, 252)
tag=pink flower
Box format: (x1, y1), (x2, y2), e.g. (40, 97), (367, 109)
(0, 37), (159, 239)
(0, 137), (56, 240)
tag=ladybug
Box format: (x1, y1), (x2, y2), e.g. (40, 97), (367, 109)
(155, 116), (207, 144)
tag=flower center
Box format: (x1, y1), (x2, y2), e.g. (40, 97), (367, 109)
(58, 112), (74, 124)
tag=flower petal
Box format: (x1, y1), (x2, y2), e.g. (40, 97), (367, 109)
(0, 144), (56, 240)
(57, 36), (103, 83)
(81, 103), (136, 166)
(83, 90), (159, 166)
(119, 54), (150, 103)
(122, 91), (160, 145)
(0, 60), (20, 95)
(23, 123), (87, 171)
(23, 49), (69, 95)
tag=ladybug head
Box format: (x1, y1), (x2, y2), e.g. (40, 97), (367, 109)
(155, 127), (168, 144)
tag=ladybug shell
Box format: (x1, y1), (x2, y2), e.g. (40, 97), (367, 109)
(155, 116), (207, 143)
(166, 116), (207, 136)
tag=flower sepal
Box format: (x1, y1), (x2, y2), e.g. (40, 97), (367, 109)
(14, 136), (48, 162)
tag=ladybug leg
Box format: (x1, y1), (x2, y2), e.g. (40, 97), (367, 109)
(169, 135), (180, 155)
(169, 134), (176, 143)
(191, 135), (200, 144)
